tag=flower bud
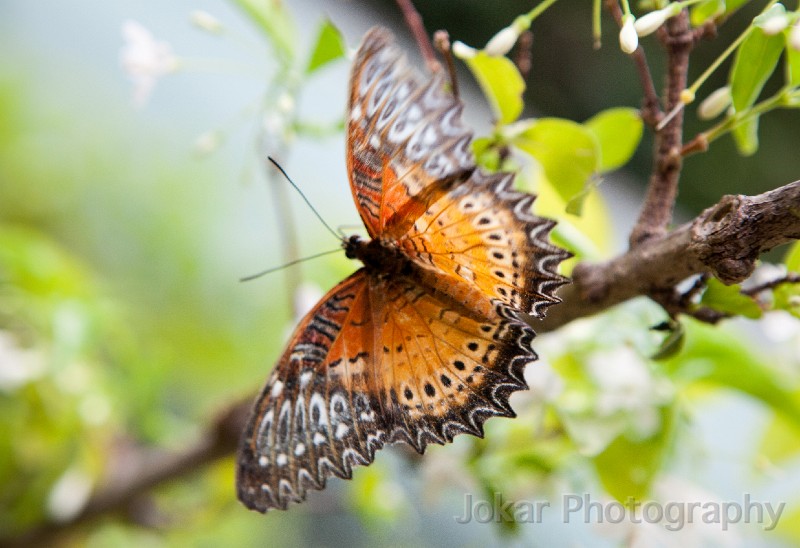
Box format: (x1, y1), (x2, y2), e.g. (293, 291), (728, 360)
(485, 26), (520, 57)
(619, 15), (639, 54)
(452, 41), (477, 59)
(190, 10), (223, 33)
(755, 4), (789, 35)
(790, 22), (800, 51)
(761, 13), (789, 35)
(634, 3), (682, 37)
(697, 86), (732, 120)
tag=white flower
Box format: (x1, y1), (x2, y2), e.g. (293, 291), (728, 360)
(588, 346), (655, 415)
(697, 86), (732, 120)
(525, 360), (564, 403)
(194, 130), (222, 155)
(634, 3), (682, 37)
(452, 41), (477, 59)
(120, 20), (179, 107)
(755, 4), (789, 36)
(619, 15), (639, 54)
(485, 26), (521, 57)
(47, 467), (93, 522)
(791, 22), (800, 51)
(0, 331), (45, 392)
(190, 10), (223, 34)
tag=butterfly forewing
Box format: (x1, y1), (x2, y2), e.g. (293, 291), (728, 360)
(347, 28), (474, 239)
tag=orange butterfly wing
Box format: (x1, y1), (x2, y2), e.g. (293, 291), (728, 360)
(238, 26), (570, 513)
(237, 270), (385, 511)
(348, 28), (569, 313)
(347, 28), (474, 239)
(237, 269), (537, 511)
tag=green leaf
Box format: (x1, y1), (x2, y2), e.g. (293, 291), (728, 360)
(690, 0), (725, 27)
(472, 136), (502, 171)
(511, 118), (599, 206)
(699, 277), (763, 319)
(774, 242), (800, 317)
(593, 405), (676, 502)
(786, 32), (800, 87)
(584, 107), (643, 172)
(785, 241), (800, 272)
(662, 319), (800, 425)
(732, 113), (760, 156)
(651, 321), (686, 361)
(462, 52), (525, 124)
(759, 407), (800, 463)
(730, 27), (785, 111)
(306, 19), (345, 75)
(230, 0), (296, 61)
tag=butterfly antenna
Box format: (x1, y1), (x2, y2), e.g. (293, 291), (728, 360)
(267, 157), (341, 240)
(240, 248), (341, 282)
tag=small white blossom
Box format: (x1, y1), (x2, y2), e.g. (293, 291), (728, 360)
(190, 10), (223, 34)
(588, 346), (655, 416)
(194, 130), (222, 155)
(619, 15), (639, 54)
(634, 3), (682, 37)
(485, 26), (521, 57)
(525, 360), (564, 403)
(0, 331), (45, 392)
(120, 20), (179, 107)
(452, 41), (478, 59)
(760, 11), (789, 35)
(276, 92), (295, 115)
(47, 467), (93, 522)
(697, 86), (732, 120)
(791, 22), (800, 51)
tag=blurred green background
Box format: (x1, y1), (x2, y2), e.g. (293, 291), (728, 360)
(2, 1), (800, 546)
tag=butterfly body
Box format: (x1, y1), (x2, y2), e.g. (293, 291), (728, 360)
(237, 27), (570, 513)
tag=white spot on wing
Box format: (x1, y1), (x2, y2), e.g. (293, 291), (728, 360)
(270, 381), (284, 398)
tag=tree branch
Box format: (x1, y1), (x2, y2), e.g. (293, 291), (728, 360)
(629, 8), (694, 247)
(538, 181), (800, 332)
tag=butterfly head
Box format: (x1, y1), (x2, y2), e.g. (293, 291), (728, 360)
(343, 234), (412, 278)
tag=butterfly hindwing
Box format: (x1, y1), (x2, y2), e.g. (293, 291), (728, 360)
(237, 270), (388, 512)
(370, 275), (535, 452)
(238, 268), (538, 512)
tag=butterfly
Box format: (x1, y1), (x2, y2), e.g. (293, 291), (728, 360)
(237, 26), (570, 512)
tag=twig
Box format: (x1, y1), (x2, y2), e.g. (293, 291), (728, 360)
(629, 8), (694, 247)
(604, 0), (662, 125)
(742, 272), (800, 296)
(394, 0), (440, 72)
(433, 30), (459, 97)
(515, 30), (534, 82)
